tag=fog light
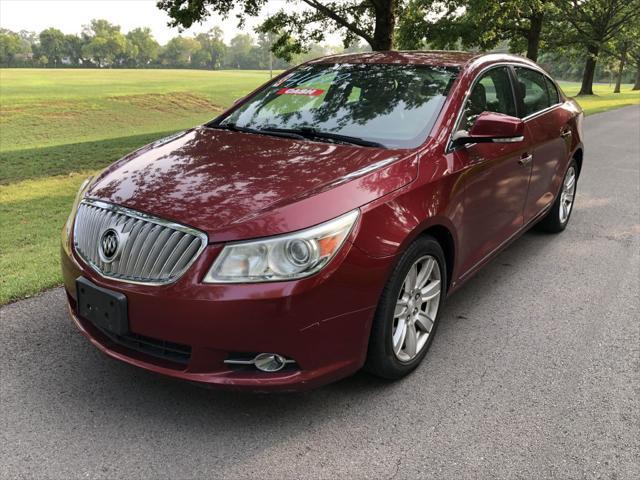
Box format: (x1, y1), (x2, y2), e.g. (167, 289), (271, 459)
(224, 352), (296, 372)
(254, 353), (288, 372)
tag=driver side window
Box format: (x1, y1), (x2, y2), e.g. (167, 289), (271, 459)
(460, 67), (517, 131)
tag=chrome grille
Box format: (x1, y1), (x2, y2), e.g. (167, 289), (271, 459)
(73, 199), (207, 285)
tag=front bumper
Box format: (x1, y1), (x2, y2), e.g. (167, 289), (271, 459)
(62, 237), (394, 392)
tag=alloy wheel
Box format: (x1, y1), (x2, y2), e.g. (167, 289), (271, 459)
(559, 166), (576, 224)
(392, 255), (441, 362)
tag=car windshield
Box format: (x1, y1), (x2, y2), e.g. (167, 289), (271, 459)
(215, 63), (458, 149)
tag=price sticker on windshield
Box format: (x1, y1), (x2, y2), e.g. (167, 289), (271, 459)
(277, 87), (325, 96)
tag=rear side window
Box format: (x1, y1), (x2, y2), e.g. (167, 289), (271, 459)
(460, 67), (517, 130)
(545, 77), (560, 105)
(515, 67), (552, 117)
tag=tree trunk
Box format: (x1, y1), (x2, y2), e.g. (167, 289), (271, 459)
(613, 68), (621, 93)
(578, 45), (599, 96)
(370, 0), (396, 50)
(526, 12), (544, 62)
(633, 68), (640, 91)
(614, 43), (628, 94)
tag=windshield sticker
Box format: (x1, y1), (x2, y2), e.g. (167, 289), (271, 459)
(277, 87), (325, 96)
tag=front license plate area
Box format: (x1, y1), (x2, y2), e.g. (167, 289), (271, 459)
(76, 277), (128, 336)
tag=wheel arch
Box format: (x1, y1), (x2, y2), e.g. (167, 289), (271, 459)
(572, 147), (583, 178)
(354, 177), (462, 292)
(416, 224), (456, 293)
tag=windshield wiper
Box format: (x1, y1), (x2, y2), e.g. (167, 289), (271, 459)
(262, 127), (386, 149)
(209, 123), (384, 148)
(208, 122), (306, 141)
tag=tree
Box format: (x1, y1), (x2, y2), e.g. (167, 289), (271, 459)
(81, 19), (128, 67)
(397, 0), (558, 61)
(342, 40), (371, 54)
(18, 30), (37, 46)
(0, 30), (22, 66)
(0, 29), (31, 66)
(553, 0), (640, 95)
(193, 28), (226, 69)
(604, 24), (640, 93)
(126, 27), (160, 66)
(64, 34), (84, 65)
(82, 18), (121, 39)
(161, 36), (201, 67)
(225, 33), (255, 68)
(611, 39), (630, 94)
(290, 42), (332, 64)
(157, 0), (401, 58)
(254, 31), (290, 70)
(39, 28), (66, 66)
(118, 38), (140, 66)
(631, 41), (640, 90)
(16, 30), (37, 62)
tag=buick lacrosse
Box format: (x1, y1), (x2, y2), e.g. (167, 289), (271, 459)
(62, 51), (583, 391)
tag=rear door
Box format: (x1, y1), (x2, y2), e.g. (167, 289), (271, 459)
(513, 67), (573, 222)
(453, 66), (533, 278)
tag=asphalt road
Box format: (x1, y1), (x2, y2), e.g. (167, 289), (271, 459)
(1, 106), (639, 480)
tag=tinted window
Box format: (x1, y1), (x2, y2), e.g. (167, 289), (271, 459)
(460, 67), (516, 130)
(219, 63), (458, 149)
(515, 67), (552, 117)
(545, 77), (560, 104)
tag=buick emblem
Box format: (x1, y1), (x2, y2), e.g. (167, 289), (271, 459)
(99, 228), (121, 263)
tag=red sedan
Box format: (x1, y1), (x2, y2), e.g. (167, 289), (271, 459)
(61, 51), (583, 391)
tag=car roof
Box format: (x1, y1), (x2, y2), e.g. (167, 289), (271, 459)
(308, 50), (536, 69)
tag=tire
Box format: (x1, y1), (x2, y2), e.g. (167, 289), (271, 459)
(536, 159), (578, 233)
(365, 235), (447, 380)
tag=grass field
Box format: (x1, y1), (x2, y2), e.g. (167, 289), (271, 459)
(560, 82), (640, 115)
(1, 68), (639, 304)
(0, 69), (276, 304)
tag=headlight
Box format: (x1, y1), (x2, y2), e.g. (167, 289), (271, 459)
(203, 209), (360, 283)
(63, 175), (93, 242)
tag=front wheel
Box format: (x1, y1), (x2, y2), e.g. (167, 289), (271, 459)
(365, 236), (446, 380)
(536, 160), (578, 233)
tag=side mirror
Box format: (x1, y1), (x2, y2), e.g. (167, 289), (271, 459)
(452, 111), (525, 147)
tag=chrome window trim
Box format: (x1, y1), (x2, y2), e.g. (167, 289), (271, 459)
(446, 62), (563, 153)
(520, 103), (562, 122)
(73, 198), (209, 286)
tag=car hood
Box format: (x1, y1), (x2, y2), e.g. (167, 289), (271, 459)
(87, 127), (418, 242)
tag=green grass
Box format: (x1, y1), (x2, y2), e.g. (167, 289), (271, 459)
(0, 173), (91, 303)
(0, 69), (638, 304)
(1, 68), (277, 304)
(558, 81), (640, 115)
(0, 69), (276, 154)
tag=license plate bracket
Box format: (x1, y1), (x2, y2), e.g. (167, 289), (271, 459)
(76, 277), (128, 336)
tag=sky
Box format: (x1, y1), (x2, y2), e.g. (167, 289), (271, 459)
(0, 0), (339, 44)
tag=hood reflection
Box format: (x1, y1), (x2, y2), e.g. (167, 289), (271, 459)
(88, 127), (415, 240)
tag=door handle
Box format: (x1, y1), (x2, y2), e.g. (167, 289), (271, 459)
(560, 129), (572, 138)
(518, 153), (532, 166)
